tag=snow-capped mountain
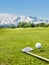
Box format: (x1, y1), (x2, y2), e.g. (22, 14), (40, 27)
(0, 13), (18, 26)
(0, 13), (49, 27)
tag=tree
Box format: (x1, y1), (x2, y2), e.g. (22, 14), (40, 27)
(17, 22), (30, 28)
(30, 23), (35, 27)
(9, 24), (16, 28)
(35, 23), (48, 27)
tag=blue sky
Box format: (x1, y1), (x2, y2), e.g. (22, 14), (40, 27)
(0, 0), (49, 18)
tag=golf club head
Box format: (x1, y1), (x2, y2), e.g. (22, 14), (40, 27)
(22, 47), (34, 52)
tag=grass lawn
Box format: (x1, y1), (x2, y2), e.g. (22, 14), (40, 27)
(0, 27), (49, 65)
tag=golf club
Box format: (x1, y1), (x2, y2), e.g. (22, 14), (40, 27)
(22, 47), (49, 62)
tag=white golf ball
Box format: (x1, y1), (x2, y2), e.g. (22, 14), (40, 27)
(35, 43), (41, 49)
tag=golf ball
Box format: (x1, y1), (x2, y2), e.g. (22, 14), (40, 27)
(35, 43), (41, 49)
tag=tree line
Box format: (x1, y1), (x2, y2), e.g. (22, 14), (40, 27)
(17, 22), (49, 28)
(0, 22), (49, 28)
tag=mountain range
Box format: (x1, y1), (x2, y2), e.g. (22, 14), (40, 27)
(0, 13), (49, 27)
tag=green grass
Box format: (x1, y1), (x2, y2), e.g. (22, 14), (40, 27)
(0, 27), (49, 65)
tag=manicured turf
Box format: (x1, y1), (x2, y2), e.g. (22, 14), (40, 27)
(0, 27), (49, 65)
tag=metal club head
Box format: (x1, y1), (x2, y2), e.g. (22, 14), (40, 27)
(22, 47), (34, 52)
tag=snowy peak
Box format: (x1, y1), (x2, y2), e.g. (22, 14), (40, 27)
(0, 13), (49, 27)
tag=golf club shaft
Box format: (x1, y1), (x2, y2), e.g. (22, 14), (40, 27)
(26, 52), (49, 62)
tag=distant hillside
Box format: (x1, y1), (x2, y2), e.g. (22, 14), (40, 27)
(0, 13), (49, 27)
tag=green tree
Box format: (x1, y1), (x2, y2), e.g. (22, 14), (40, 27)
(9, 24), (16, 28)
(17, 22), (30, 28)
(30, 23), (35, 27)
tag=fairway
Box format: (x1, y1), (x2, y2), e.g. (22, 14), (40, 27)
(0, 28), (49, 65)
